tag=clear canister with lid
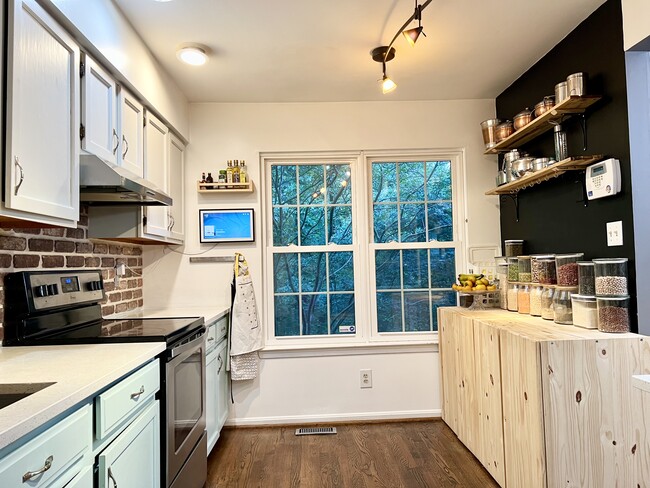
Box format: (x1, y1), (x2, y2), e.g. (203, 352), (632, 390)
(553, 286), (577, 325)
(538, 257), (557, 285)
(571, 294), (598, 329)
(555, 253), (584, 286)
(541, 285), (555, 320)
(504, 240), (524, 258)
(507, 257), (519, 281)
(530, 284), (544, 316)
(517, 256), (532, 283)
(577, 261), (595, 296)
(496, 257), (508, 310)
(596, 296), (630, 333)
(507, 282), (519, 312)
(593, 258), (628, 296)
(517, 283), (530, 314)
(531, 254), (553, 284)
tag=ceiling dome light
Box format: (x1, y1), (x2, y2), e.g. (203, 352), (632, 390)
(176, 45), (208, 66)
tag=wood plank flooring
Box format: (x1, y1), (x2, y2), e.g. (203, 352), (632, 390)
(206, 420), (499, 487)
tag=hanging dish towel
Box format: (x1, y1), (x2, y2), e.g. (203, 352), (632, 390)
(230, 253), (263, 380)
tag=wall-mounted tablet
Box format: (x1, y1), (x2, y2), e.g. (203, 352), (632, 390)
(199, 208), (255, 243)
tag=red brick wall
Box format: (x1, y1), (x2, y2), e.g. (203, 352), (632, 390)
(0, 206), (143, 340)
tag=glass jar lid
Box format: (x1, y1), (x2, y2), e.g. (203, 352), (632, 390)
(571, 294), (596, 302)
(577, 261), (594, 267)
(592, 258), (628, 264)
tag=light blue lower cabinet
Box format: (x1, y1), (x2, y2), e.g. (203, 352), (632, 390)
(97, 400), (160, 488)
(64, 465), (93, 487)
(215, 339), (229, 432)
(206, 346), (218, 454)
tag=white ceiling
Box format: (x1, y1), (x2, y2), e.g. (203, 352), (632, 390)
(113, 0), (607, 103)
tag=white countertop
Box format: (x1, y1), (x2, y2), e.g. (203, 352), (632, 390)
(110, 305), (230, 325)
(0, 342), (165, 451)
(632, 375), (650, 394)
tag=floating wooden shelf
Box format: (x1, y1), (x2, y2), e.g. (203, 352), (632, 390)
(197, 181), (254, 193)
(485, 155), (604, 195)
(485, 95), (602, 154)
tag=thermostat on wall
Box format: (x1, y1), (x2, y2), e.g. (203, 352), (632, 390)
(586, 158), (621, 200)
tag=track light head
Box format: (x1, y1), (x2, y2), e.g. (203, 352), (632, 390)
(403, 26), (425, 46)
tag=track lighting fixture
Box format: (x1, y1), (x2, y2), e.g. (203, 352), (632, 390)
(371, 0), (433, 93)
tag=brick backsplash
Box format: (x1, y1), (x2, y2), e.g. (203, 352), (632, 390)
(0, 206), (144, 342)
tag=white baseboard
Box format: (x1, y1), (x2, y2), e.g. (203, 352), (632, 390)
(224, 409), (442, 427)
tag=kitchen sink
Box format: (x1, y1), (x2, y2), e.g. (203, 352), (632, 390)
(0, 382), (55, 409)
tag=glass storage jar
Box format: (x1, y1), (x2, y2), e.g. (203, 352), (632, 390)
(504, 239), (524, 258)
(518, 283), (530, 314)
(577, 261), (595, 296)
(571, 294), (598, 329)
(517, 256), (532, 283)
(596, 296), (631, 333)
(593, 258), (628, 296)
(507, 282), (519, 312)
(531, 254), (554, 284)
(530, 284), (544, 316)
(553, 286), (577, 325)
(497, 262), (508, 310)
(538, 257), (557, 285)
(555, 253), (584, 286)
(541, 285), (556, 320)
(507, 257), (519, 281)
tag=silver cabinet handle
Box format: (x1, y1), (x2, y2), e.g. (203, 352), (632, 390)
(122, 135), (129, 158)
(112, 129), (119, 155)
(14, 156), (24, 196)
(22, 455), (53, 482)
(108, 466), (118, 487)
(130, 385), (145, 399)
(217, 354), (224, 374)
(207, 336), (215, 342)
(169, 215), (175, 231)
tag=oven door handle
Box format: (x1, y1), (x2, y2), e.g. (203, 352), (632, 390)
(169, 329), (206, 360)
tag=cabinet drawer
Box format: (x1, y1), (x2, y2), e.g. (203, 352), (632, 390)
(0, 404), (91, 488)
(216, 315), (228, 342)
(206, 322), (218, 352)
(95, 359), (160, 439)
(64, 465), (93, 488)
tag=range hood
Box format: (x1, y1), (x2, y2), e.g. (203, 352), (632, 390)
(79, 156), (172, 206)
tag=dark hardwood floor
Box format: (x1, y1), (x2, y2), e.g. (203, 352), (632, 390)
(206, 420), (499, 487)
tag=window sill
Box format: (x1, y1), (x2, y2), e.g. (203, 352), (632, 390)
(260, 340), (439, 359)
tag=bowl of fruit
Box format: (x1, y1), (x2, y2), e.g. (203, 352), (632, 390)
(451, 273), (498, 309)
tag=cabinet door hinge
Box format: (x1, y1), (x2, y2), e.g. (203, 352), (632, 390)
(142, 215), (147, 227)
(80, 124), (85, 141)
(80, 61), (85, 78)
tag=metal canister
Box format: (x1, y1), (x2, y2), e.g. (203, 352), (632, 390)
(567, 72), (587, 96)
(555, 81), (568, 104)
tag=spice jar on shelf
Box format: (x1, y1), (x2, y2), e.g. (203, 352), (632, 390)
(593, 258), (628, 296)
(596, 296), (630, 333)
(538, 257), (557, 285)
(553, 286), (577, 325)
(505, 239), (524, 258)
(517, 256), (532, 283)
(571, 294), (598, 329)
(507, 282), (519, 312)
(530, 284), (544, 316)
(507, 257), (519, 282)
(555, 253), (584, 286)
(577, 261), (595, 296)
(541, 285), (556, 320)
(531, 254), (553, 284)
(517, 283), (530, 314)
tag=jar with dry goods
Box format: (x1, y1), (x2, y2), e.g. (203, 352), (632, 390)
(531, 254), (554, 283)
(518, 283), (530, 314)
(593, 258), (628, 296)
(504, 239), (524, 258)
(537, 257), (557, 285)
(507, 282), (519, 312)
(596, 296), (630, 333)
(517, 255), (532, 283)
(577, 261), (595, 296)
(555, 253), (584, 286)
(571, 294), (598, 329)
(497, 260), (508, 310)
(553, 286), (577, 325)
(507, 257), (519, 281)
(541, 285), (556, 320)
(530, 284), (544, 317)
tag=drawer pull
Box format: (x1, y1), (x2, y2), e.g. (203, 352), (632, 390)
(130, 385), (145, 399)
(108, 466), (118, 487)
(217, 354), (224, 374)
(22, 455), (53, 482)
(208, 337), (215, 342)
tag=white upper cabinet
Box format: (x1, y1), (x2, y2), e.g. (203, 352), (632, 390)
(118, 88), (144, 178)
(143, 112), (169, 238)
(168, 134), (185, 242)
(81, 55), (118, 164)
(5, 0), (80, 223)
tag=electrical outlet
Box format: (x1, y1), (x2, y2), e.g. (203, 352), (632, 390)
(116, 263), (126, 276)
(607, 221), (623, 247)
(360, 369), (372, 389)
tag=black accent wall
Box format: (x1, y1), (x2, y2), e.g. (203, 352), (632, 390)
(496, 0), (636, 330)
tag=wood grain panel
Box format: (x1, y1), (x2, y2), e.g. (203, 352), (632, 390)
(456, 313), (480, 456)
(438, 308), (456, 432)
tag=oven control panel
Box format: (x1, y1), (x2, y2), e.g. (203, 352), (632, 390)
(28, 270), (104, 310)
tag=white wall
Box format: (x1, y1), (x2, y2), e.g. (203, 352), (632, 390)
(143, 99), (500, 423)
(622, 0), (650, 50)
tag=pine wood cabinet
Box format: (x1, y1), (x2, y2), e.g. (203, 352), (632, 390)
(438, 307), (650, 488)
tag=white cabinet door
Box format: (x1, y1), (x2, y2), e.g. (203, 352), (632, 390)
(143, 112), (169, 238)
(81, 55), (118, 164)
(118, 88), (144, 178)
(168, 134), (185, 242)
(98, 401), (160, 488)
(216, 339), (229, 431)
(206, 348), (218, 454)
(5, 0), (79, 222)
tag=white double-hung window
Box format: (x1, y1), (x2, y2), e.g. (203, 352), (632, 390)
(262, 150), (465, 347)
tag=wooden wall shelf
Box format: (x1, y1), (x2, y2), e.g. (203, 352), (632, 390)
(197, 181), (254, 193)
(485, 95), (602, 154)
(485, 155), (603, 195)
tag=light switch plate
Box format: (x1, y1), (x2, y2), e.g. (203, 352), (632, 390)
(607, 221), (623, 246)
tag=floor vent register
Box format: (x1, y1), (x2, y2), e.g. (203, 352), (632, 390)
(295, 427), (337, 436)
